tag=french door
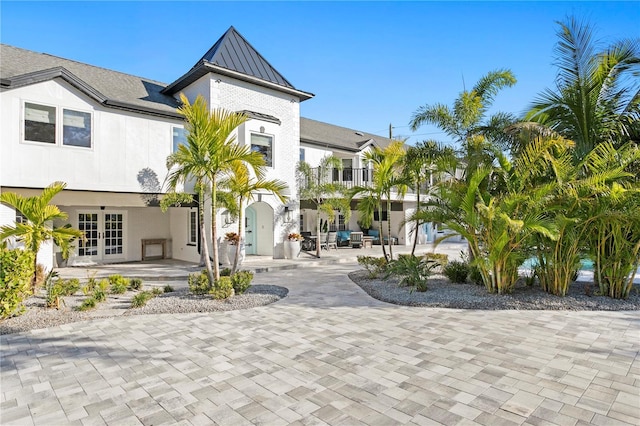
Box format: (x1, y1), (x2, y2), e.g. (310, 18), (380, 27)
(77, 210), (127, 262)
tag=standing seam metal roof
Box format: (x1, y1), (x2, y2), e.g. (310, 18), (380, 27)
(197, 26), (294, 89)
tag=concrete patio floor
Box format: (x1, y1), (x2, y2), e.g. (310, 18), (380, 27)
(1, 243), (639, 425)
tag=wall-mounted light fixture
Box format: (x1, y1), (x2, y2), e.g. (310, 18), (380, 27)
(214, 79), (222, 83)
(222, 210), (233, 225)
(284, 206), (293, 223)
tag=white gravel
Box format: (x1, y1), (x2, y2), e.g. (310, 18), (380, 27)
(349, 270), (640, 310)
(0, 284), (288, 335)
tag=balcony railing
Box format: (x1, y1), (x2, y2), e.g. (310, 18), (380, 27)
(301, 168), (427, 194)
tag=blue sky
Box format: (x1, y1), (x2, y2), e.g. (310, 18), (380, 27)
(2, 1), (638, 144)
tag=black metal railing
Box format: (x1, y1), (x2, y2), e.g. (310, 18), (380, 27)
(302, 168), (428, 194)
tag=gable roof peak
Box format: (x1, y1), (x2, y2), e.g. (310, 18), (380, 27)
(196, 26), (294, 89)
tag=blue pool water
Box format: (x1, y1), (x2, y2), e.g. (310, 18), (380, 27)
(521, 258), (594, 271)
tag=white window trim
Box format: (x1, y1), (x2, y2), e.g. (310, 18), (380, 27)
(22, 100), (94, 150)
(250, 132), (274, 168)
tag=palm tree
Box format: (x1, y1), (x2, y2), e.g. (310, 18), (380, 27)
(410, 70), (517, 259)
(402, 141), (454, 255)
(166, 94), (263, 283)
(525, 17), (640, 161)
(350, 141), (407, 261)
(0, 182), (83, 290)
(297, 156), (350, 258)
(220, 162), (288, 274)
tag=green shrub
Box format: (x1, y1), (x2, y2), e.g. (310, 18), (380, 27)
(386, 254), (438, 291)
(131, 291), (154, 308)
(220, 267), (232, 277)
(188, 270), (211, 295)
(231, 270), (253, 295)
(151, 287), (163, 296)
(92, 279), (109, 302)
(443, 260), (470, 283)
(0, 247), (35, 319)
(357, 256), (388, 278)
(59, 278), (81, 296)
(77, 297), (97, 311)
(108, 275), (129, 294)
(163, 285), (174, 293)
(469, 265), (484, 286)
(129, 278), (143, 290)
(210, 277), (234, 300)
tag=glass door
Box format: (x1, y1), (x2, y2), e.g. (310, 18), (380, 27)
(76, 211), (127, 262)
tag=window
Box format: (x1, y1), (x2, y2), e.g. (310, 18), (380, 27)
(173, 127), (187, 152)
(299, 148), (305, 162)
(338, 214), (346, 231)
(25, 103), (56, 143)
(15, 210), (27, 224)
(251, 134), (273, 167)
(63, 109), (91, 147)
(342, 159), (353, 182)
(24, 102), (92, 148)
(300, 214), (304, 232)
(373, 210), (388, 222)
(188, 210), (197, 245)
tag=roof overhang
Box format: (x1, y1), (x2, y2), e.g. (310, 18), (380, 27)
(163, 60), (315, 102)
(2, 67), (183, 120)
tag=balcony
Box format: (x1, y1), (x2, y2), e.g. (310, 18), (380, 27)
(301, 168), (427, 195)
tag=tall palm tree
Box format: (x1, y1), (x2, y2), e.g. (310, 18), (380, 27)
(350, 141), (407, 261)
(525, 17), (640, 161)
(410, 70), (517, 258)
(297, 156), (350, 258)
(0, 182), (83, 290)
(220, 162), (288, 274)
(166, 94), (263, 283)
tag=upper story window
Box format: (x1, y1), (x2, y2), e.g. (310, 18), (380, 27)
(63, 109), (92, 147)
(251, 133), (273, 167)
(188, 210), (197, 245)
(300, 148), (305, 162)
(173, 127), (187, 152)
(24, 102), (92, 148)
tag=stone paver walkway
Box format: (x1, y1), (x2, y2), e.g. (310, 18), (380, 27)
(2, 262), (639, 425)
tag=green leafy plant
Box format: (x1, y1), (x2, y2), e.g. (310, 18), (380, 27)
(188, 270), (210, 295)
(77, 297), (97, 311)
(386, 254), (438, 291)
(357, 256), (388, 278)
(129, 278), (143, 291)
(220, 268), (232, 277)
(108, 275), (129, 294)
(131, 291), (154, 308)
(443, 260), (470, 283)
(163, 285), (174, 293)
(45, 271), (62, 309)
(0, 246), (34, 319)
(469, 266), (484, 286)
(151, 287), (164, 296)
(209, 277), (234, 300)
(231, 270), (253, 295)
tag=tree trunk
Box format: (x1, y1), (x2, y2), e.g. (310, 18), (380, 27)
(211, 181), (220, 284)
(387, 199), (393, 261)
(316, 205), (321, 258)
(411, 185), (420, 256)
(198, 189), (214, 285)
(378, 205), (387, 261)
(232, 200), (244, 275)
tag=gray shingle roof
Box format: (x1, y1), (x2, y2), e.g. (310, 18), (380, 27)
(300, 117), (394, 152)
(0, 44), (181, 118)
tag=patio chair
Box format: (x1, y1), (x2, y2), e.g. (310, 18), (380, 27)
(350, 231), (363, 248)
(323, 232), (338, 250)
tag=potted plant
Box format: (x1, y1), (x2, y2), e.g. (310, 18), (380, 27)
(285, 233), (303, 259)
(225, 232), (241, 267)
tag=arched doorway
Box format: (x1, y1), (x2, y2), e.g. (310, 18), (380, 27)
(245, 202), (274, 256)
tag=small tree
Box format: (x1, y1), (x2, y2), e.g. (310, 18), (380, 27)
(220, 162), (288, 274)
(0, 182), (83, 290)
(297, 156), (350, 258)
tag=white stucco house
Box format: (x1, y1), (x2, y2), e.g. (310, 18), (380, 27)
(1, 26), (428, 269)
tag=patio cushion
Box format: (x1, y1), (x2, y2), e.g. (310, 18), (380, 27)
(336, 230), (352, 244)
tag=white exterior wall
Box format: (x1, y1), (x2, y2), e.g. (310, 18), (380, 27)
(0, 80), (181, 192)
(180, 74), (302, 258)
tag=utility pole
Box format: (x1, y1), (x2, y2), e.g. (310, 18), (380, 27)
(389, 123), (392, 140)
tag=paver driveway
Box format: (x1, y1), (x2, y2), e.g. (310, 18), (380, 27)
(1, 263), (639, 425)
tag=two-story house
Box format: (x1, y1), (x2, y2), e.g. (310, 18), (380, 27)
(1, 26), (425, 269)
